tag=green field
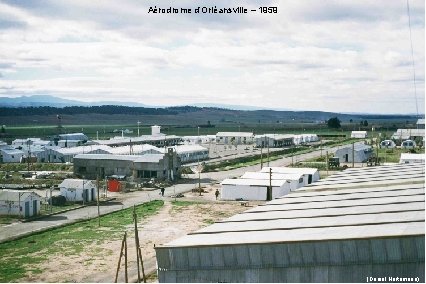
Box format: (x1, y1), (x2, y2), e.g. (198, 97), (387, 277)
(0, 200), (164, 282)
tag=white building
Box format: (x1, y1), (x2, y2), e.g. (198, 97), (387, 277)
(255, 134), (294, 148)
(240, 172), (304, 191)
(416, 119), (425, 129)
(293, 134), (319, 145)
(399, 153), (425, 164)
(334, 144), (373, 163)
(165, 145), (209, 164)
(220, 178), (291, 201)
(59, 179), (97, 202)
(260, 167), (320, 185)
(351, 131), (368, 139)
(0, 148), (25, 163)
(216, 132), (254, 145)
(0, 190), (42, 218)
(391, 129), (425, 141)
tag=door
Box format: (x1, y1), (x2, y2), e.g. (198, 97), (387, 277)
(24, 201), (30, 218)
(308, 174), (313, 184)
(91, 188), (96, 201)
(33, 200), (38, 216)
(266, 186), (272, 201)
(345, 154), (349, 162)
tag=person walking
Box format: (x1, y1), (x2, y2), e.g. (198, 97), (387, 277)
(161, 187), (165, 197)
(215, 189), (220, 200)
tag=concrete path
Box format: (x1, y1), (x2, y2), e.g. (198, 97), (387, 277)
(0, 142), (356, 243)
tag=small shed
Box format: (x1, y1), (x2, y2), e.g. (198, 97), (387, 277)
(216, 132), (254, 145)
(335, 144), (373, 163)
(260, 167), (320, 185)
(399, 153), (425, 164)
(0, 190), (42, 218)
(59, 179), (97, 202)
(351, 131), (368, 139)
(220, 178), (291, 201)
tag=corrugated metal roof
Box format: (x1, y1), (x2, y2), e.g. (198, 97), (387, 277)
(159, 163), (425, 248)
(134, 154), (164, 163)
(74, 154), (138, 161)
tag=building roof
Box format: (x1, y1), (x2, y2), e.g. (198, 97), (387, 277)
(255, 134), (295, 140)
(58, 133), (88, 141)
(74, 154), (139, 161)
(216, 132), (253, 137)
(108, 144), (161, 155)
(59, 179), (95, 189)
(416, 119), (425, 125)
(241, 172), (303, 181)
(0, 149), (25, 155)
(335, 143), (372, 152)
(260, 167), (318, 175)
(93, 135), (181, 146)
(134, 154), (164, 163)
(159, 163), (424, 248)
(221, 178), (288, 187)
(0, 190), (42, 201)
(56, 145), (111, 155)
(400, 153), (425, 161)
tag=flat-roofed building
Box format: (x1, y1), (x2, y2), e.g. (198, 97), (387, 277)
(255, 134), (294, 148)
(216, 132), (254, 145)
(400, 153), (425, 164)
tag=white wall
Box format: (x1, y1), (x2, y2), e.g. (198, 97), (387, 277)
(221, 184), (290, 201)
(0, 195), (41, 217)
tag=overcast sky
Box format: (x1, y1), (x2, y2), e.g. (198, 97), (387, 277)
(0, 0), (424, 114)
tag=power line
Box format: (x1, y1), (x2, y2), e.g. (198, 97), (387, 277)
(406, 0), (420, 125)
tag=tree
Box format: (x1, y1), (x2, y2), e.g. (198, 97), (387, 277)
(0, 125), (5, 133)
(363, 120), (368, 127)
(327, 117), (341, 129)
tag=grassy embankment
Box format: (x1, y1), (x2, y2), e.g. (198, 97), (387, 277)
(0, 200), (164, 282)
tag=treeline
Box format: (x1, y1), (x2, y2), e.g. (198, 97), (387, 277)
(0, 105), (211, 116)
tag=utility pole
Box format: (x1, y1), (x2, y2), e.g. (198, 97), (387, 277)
(267, 168), (272, 201)
(260, 143), (263, 170)
(326, 150), (329, 176)
(50, 186), (53, 213)
(137, 121), (141, 137)
(352, 142), (355, 168)
(267, 138), (270, 167)
(97, 176), (100, 227)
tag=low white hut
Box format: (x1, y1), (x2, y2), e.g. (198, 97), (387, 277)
(59, 179), (97, 202)
(0, 190), (42, 218)
(380, 140), (396, 149)
(401, 140), (416, 149)
(351, 131), (368, 139)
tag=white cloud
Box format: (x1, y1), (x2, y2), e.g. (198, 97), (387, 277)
(0, 0), (424, 114)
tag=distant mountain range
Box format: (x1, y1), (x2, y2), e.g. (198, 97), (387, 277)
(0, 95), (153, 108)
(0, 95), (291, 111)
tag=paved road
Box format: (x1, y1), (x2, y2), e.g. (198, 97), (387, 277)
(0, 142), (355, 244)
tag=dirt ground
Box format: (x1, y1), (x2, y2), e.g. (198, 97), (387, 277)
(21, 184), (262, 283)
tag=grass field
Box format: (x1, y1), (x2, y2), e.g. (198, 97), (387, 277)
(0, 200), (164, 282)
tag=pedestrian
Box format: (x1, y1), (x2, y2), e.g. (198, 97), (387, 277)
(215, 189), (220, 200)
(161, 187), (165, 197)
